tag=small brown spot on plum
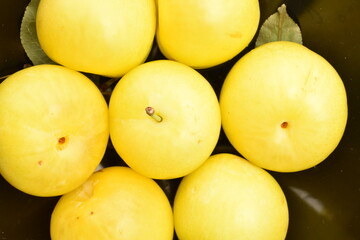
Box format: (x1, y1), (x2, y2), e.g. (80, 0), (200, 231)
(38, 161), (43, 166)
(228, 31), (242, 38)
(281, 122), (288, 128)
(90, 211), (94, 215)
(191, 186), (198, 194)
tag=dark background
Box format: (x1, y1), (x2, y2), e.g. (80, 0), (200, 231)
(1, 0), (359, 239)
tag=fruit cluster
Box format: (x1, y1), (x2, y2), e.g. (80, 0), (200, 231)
(0, 1), (347, 240)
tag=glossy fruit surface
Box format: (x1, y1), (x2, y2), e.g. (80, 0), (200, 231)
(156, 0), (260, 69)
(109, 60), (221, 179)
(36, 0), (156, 77)
(50, 166), (174, 240)
(173, 153), (289, 240)
(0, 64), (109, 196)
(220, 41), (348, 172)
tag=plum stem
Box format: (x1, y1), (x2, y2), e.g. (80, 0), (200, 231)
(145, 107), (162, 122)
(0, 74), (10, 80)
(99, 78), (118, 92)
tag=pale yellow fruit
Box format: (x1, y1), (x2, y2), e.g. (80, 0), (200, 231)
(50, 166), (174, 240)
(109, 60), (221, 179)
(0, 64), (109, 196)
(220, 41), (348, 172)
(174, 153), (289, 240)
(36, 0), (156, 78)
(156, 0), (260, 69)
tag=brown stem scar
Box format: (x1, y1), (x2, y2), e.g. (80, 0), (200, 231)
(281, 122), (288, 128)
(145, 106), (154, 116)
(56, 136), (68, 150)
(58, 137), (66, 144)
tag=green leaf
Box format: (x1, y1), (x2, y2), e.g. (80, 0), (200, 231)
(20, 0), (56, 65)
(255, 4), (303, 47)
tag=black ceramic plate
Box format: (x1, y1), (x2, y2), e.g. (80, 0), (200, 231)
(1, 0), (359, 239)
